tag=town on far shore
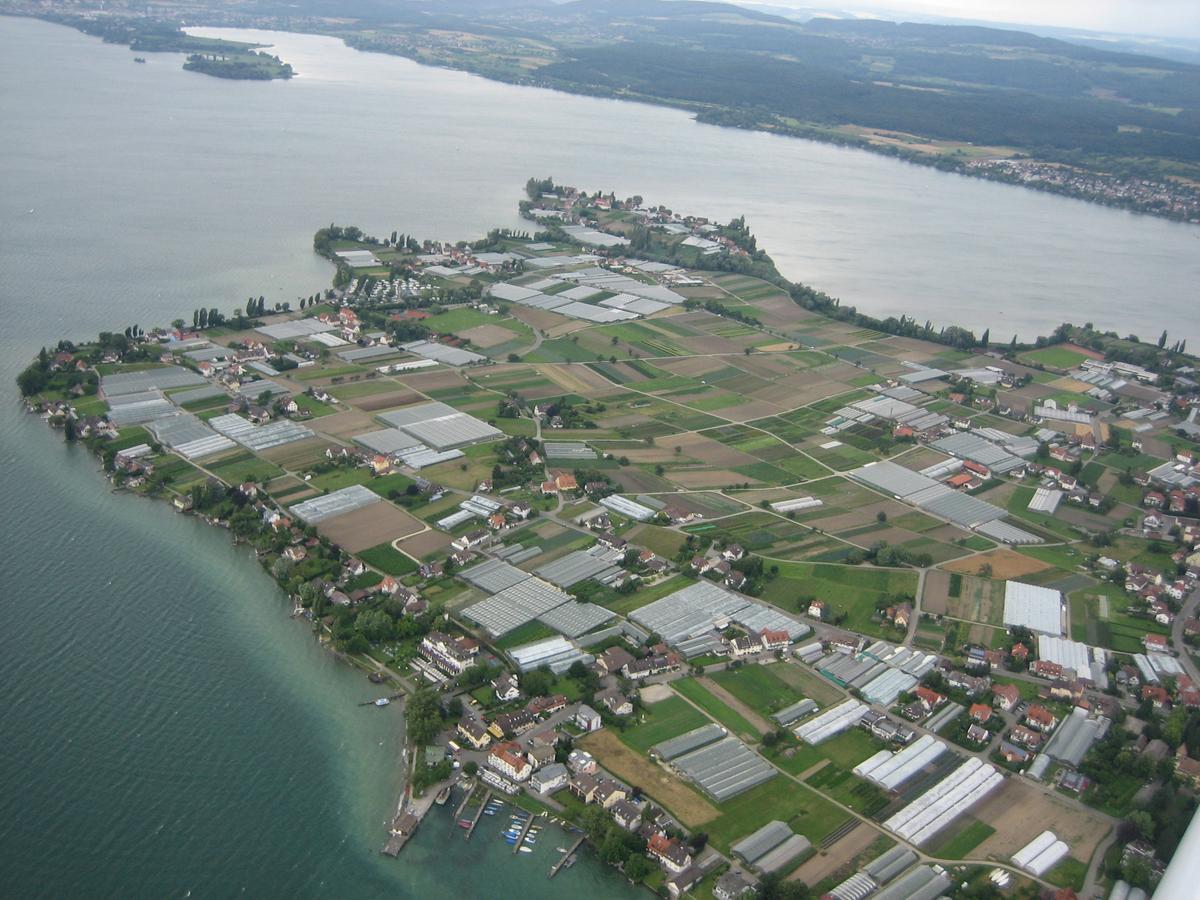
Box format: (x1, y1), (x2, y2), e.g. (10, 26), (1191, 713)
(18, 179), (1200, 900)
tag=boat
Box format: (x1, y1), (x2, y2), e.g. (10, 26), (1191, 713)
(133, 57), (146, 63)
(434, 786), (452, 805)
(373, 697), (390, 707)
(556, 847), (567, 853)
(562, 855), (576, 869)
(457, 820), (472, 828)
(519, 846), (533, 854)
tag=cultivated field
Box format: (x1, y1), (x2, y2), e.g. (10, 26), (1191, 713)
(316, 503), (425, 552)
(943, 548), (1051, 579)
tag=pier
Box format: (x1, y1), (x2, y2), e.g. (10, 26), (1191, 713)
(463, 789), (491, 841)
(512, 810), (535, 855)
(357, 692), (404, 707)
(382, 810), (420, 857)
(549, 835), (586, 878)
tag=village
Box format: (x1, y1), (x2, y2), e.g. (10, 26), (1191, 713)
(18, 179), (1200, 900)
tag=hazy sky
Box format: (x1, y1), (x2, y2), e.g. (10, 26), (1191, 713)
(796, 1), (1200, 39)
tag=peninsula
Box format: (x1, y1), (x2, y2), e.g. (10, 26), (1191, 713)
(19, 182), (1200, 898)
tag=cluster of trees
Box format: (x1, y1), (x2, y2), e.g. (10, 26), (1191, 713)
(191, 307), (228, 329)
(524, 176), (558, 200)
(680, 297), (761, 327)
(843, 540), (933, 569)
(577, 805), (655, 882)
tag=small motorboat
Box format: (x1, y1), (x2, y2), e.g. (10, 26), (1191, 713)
(373, 698), (390, 707)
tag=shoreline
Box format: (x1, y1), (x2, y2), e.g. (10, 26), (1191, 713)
(28, 9), (1192, 225)
(15, 182), (1198, 895)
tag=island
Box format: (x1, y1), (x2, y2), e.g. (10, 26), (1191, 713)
(26, 13), (295, 80)
(18, 181), (1200, 898)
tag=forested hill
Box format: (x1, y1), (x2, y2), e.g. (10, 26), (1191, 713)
(321, 0), (1200, 181)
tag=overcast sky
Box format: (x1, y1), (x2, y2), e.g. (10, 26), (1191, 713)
(794, 1), (1200, 39)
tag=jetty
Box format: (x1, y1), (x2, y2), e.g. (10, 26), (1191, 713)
(463, 788), (491, 840)
(358, 692), (403, 707)
(382, 810), (420, 857)
(549, 834), (586, 878)
(512, 811), (535, 854)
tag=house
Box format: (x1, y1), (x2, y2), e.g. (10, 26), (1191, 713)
(377, 575), (401, 595)
(807, 599), (827, 620)
(419, 632), (476, 675)
(419, 561), (444, 580)
(343, 558), (366, 578)
(1011, 643), (1030, 663)
(1175, 753), (1200, 788)
(890, 603), (913, 629)
(915, 686), (947, 713)
(282, 546), (307, 562)
(1033, 660), (1066, 681)
(487, 741), (531, 782)
(998, 741), (1031, 765)
(540, 481), (558, 496)
(1010, 724), (1044, 749)
(948, 671), (991, 696)
(993, 683), (1021, 712)
(610, 799), (643, 831)
(1025, 705), (1058, 731)
(530, 762), (568, 794)
(596, 688), (633, 717)
(730, 634), (764, 659)
(725, 570), (748, 591)
(527, 744), (557, 770)
(666, 866), (704, 898)
(574, 703), (603, 732)
(457, 719), (492, 750)
(761, 628), (791, 652)
(493, 672), (521, 703)
(567, 749), (598, 775)
(1142, 684), (1171, 710)
(648, 833), (693, 875)
(555, 473), (578, 492)
(595, 532), (627, 554)
(594, 779), (627, 809)
(597, 645), (635, 676)
(624, 653), (680, 680)
(488, 709), (539, 739)
(1143, 634), (1169, 652)
(527, 694), (568, 716)
(714, 871), (756, 900)
(451, 529), (490, 552)
(722, 544), (746, 561)
(969, 703), (993, 723)
(966, 723), (991, 744)
(510, 501), (532, 519)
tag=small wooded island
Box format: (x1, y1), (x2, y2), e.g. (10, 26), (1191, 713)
(43, 14), (295, 80)
(17, 181), (1200, 898)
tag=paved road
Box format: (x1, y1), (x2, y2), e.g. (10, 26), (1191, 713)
(1171, 586), (1200, 684)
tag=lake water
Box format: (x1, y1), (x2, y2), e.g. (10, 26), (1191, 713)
(0, 15), (1196, 896)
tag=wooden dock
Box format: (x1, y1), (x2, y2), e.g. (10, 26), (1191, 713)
(548, 835), (586, 878)
(463, 789), (491, 841)
(512, 811), (535, 855)
(451, 784), (474, 824)
(382, 810), (420, 857)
